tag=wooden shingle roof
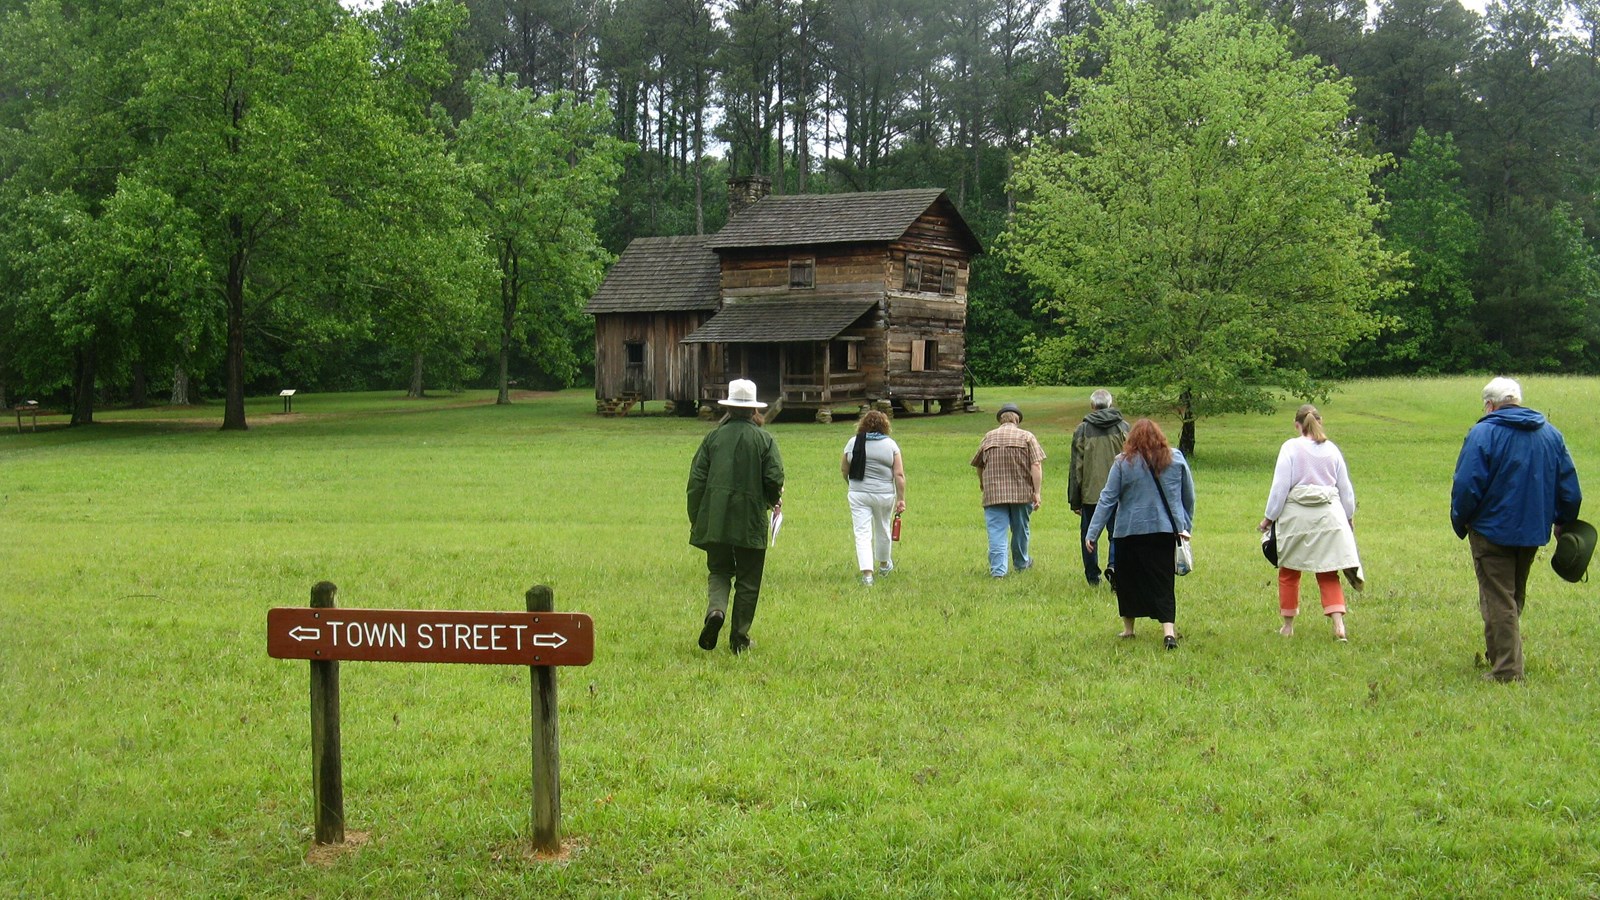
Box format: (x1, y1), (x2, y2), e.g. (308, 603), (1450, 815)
(682, 296), (880, 343)
(708, 189), (972, 250)
(583, 235), (720, 314)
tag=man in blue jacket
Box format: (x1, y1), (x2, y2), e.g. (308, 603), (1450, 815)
(1450, 377), (1582, 682)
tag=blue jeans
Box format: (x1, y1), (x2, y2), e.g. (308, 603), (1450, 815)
(1078, 503), (1117, 583)
(984, 503), (1032, 577)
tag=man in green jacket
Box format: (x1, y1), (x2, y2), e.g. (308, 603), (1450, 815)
(1069, 389), (1130, 587)
(688, 379), (785, 654)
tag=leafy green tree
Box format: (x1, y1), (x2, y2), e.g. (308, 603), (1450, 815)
(1353, 128), (1480, 373)
(1354, 0), (1479, 156)
(454, 74), (630, 402)
(1007, 5), (1400, 454)
(125, 0), (481, 429)
(1473, 199), (1600, 370)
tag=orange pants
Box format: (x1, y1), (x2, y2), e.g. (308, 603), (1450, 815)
(1278, 569), (1346, 617)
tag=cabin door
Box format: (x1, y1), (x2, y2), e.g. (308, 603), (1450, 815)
(745, 344), (780, 403)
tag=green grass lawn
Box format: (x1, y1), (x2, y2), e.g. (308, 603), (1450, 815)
(3, 378), (1598, 897)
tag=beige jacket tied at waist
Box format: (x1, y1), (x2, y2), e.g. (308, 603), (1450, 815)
(1276, 484), (1364, 590)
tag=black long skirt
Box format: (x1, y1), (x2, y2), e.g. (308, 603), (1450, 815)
(1113, 532), (1177, 624)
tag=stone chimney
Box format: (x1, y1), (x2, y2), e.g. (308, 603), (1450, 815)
(727, 175), (773, 218)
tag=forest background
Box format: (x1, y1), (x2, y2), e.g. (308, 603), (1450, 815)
(2, 0), (1598, 426)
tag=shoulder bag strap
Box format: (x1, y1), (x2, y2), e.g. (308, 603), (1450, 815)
(1145, 463), (1179, 536)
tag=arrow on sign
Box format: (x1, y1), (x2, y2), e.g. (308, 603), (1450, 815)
(288, 626), (321, 642)
(532, 633), (568, 649)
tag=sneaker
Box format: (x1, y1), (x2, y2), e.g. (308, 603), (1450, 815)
(876, 564), (894, 577)
(860, 574), (874, 586)
(697, 612), (724, 651)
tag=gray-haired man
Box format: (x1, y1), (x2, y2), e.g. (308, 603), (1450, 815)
(1450, 377), (1581, 682)
(1069, 389), (1129, 587)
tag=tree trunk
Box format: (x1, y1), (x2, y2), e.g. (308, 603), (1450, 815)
(71, 345), (96, 426)
(497, 247), (518, 405)
(223, 221), (249, 431)
(171, 365), (191, 405)
(408, 351), (425, 398)
(693, 73), (705, 234)
(1178, 389), (1196, 456)
(130, 360), (149, 408)
(0, 377), (7, 411)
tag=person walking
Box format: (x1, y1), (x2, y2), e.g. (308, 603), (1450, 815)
(1450, 377), (1582, 682)
(688, 379), (785, 655)
(971, 402), (1046, 578)
(1258, 404), (1362, 642)
(1086, 419), (1195, 649)
(1069, 389), (1130, 587)
(841, 409), (906, 586)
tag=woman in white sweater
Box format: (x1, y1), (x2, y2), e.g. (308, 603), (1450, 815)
(1258, 404), (1362, 641)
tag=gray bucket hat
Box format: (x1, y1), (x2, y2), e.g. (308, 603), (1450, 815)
(1552, 519), (1596, 583)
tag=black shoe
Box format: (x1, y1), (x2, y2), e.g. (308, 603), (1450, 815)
(698, 612), (724, 651)
(1164, 635), (1177, 651)
(1104, 567), (1117, 593)
(730, 637), (750, 655)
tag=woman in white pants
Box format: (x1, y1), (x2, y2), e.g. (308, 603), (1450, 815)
(841, 409), (906, 585)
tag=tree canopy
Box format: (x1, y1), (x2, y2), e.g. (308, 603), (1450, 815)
(1006, 4), (1401, 453)
(2, 0), (1599, 420)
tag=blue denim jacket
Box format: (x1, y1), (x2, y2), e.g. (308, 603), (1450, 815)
(1086, 451), (1195, 541)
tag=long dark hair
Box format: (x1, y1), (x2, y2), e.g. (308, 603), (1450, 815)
(1122, 419), (1173, 474)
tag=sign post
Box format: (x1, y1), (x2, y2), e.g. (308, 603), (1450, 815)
(309, 582), (343, 845)
(527, 585), (561, 854)
(268, 585), (594, 850)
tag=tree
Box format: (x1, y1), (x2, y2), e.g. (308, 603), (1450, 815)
(1006, 5), (1400, 454)
(125, 0), (483, 429)
(1354, 0), (1478, 157)
(454, 75), (630, 403)
(1473, 199), (1600, 370)
(1355, 129), (1480, 374)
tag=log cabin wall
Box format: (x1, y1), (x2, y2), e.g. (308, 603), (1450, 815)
(881, 200), (971, 403)
(593, 311), (706, 407)
(883, 294), (966, 401)
(718, 243), (889, 298)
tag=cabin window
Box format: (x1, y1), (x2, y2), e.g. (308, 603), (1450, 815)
(903, 256), (923, 291)
(940, 259), (957, 295)
(625, 341), (645, 370)
(910, 339), (937, 372)
(830, 340), (860, 372)
(790, 257), (815, 289)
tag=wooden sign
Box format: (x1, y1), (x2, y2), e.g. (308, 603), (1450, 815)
(267, 607), (594, 666)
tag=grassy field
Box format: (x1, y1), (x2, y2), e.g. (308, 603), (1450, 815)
(2, 378), (1598, 898)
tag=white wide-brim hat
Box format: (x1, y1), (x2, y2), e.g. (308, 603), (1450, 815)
(718, 378), (768, 409)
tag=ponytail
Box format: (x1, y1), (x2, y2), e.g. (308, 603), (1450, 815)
(1296, 404), (1327, 443)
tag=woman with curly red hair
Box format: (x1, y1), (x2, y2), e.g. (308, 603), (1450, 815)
(1085, 419), (1196, 649)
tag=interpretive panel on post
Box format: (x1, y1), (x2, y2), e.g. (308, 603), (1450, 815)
(267, 608), (594, 666)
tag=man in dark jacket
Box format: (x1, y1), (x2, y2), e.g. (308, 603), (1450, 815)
(688, 379), (785, 654)
(1450, 377), (1582, 682)
(1068, 389), (1130, 587)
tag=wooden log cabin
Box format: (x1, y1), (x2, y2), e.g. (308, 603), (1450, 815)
(586, 178), (982, 418)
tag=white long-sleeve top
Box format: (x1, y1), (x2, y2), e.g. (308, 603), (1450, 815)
(1264, 436), (1356, 521)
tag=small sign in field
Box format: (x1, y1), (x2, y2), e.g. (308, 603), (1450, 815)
(267, 607), (593, 666)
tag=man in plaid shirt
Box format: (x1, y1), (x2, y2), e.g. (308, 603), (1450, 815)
(971, 402), (1047, 577)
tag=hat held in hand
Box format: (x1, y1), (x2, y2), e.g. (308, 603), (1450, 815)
(1552, 519), (1596, 583)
